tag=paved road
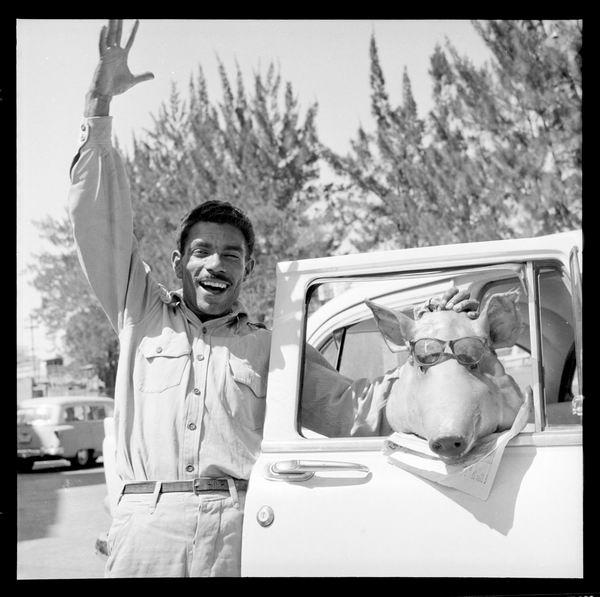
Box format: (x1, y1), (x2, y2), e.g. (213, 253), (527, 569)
(17, 459), (112, 579)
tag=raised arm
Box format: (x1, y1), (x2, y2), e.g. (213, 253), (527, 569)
(69, 19), (156, 332)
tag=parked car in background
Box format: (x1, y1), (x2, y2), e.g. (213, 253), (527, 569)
(17, 395), (114, 473)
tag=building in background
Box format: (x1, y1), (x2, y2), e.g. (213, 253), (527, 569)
(17, 356), (106, 403)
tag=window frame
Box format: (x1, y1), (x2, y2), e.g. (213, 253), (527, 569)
(297, 259), (581, 446)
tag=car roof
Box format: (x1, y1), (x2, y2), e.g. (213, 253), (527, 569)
(18, 396), (113, 407)
(278, 229), (582, 274)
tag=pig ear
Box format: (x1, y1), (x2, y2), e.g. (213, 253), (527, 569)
(479, 290), (523, 349)
(365, 300), (415, 353)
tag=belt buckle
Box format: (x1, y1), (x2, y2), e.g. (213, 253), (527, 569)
(207, 478), (223, 491)
(193, 477), (222, 494)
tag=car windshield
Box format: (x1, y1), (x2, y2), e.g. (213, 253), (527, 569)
(17, 406), (54, 425)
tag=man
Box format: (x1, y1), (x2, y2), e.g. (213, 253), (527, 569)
(69, 19), (478, 577)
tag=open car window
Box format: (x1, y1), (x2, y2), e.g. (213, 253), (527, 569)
(299, 261), (580, 438)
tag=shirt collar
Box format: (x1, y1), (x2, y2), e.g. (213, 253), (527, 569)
(167, 288), (248, 328)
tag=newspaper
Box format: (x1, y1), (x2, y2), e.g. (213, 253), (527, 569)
(382, 391), (532, 500)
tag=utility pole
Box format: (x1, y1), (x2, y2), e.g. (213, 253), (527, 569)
(25, 315), (37, 379)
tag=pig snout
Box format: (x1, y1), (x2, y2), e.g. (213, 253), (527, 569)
(429, 435), (468, 459)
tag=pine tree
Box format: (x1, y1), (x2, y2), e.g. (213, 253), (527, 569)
(324, 21), (582, 251)
(125, 62), (325, 323)
(428, 19), (581, 237)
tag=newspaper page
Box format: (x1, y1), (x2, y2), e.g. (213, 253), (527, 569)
(382, 392), (532, 500)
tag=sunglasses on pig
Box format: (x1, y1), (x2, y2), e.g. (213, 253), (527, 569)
(409, 337), (488, 368)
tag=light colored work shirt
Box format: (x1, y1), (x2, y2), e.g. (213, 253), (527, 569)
(68, 117), (394, 484)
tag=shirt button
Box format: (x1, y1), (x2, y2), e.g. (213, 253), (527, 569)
(186, 465), (194, 473)
(196, 354), (204, 361)
(156, 347), (163, 353)
(193, 388), (201, 395)
(79, 123), (89, 144)
(188, 422), (197, 431)
(202, 327), (207, 334)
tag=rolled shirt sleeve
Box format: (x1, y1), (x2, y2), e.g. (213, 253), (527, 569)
(301, 345), (395, 438)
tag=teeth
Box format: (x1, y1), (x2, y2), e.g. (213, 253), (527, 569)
(200, 280), (228, 289)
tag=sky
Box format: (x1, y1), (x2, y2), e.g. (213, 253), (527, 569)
(17, 18), (492, 360)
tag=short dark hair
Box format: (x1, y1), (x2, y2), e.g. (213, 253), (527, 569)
(177, 200), (255, 257)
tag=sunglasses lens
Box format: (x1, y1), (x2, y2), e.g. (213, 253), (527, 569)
(453, 338), (485, 365)
(413, 339), (444, 365)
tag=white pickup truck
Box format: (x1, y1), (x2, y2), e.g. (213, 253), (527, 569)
(100, 229), (583, 577)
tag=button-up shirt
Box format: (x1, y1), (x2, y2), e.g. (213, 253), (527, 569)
(68, 117), (394, 484)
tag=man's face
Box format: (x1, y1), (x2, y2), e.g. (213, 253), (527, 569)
(171, 221), (254, 320)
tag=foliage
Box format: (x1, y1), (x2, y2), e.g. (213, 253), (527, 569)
(322, 20), (582, 250)
(29, 215), (119, 394)
(126, 62), (326, 322)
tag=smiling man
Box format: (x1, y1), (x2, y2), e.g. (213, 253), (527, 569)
(172, 206), (255, 319)
(68, 20), (477, 578)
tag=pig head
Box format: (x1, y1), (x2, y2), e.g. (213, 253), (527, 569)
(366, 291), (524, 462)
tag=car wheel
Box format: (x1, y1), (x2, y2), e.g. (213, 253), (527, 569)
(70, 449), (93, 469)
(17, 458), (34, 473)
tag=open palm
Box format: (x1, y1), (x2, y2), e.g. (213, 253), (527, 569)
(91, 19), (154, 97)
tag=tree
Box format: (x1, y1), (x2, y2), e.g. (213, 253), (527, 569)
(126, 62), (326, 322)
(323, 20), (582, 251)
(429, 19), (582, 237)
(29, 215), (119, 395)
(321, 35), (465, 252)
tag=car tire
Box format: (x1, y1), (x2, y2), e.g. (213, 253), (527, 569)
(70, 449), (93, 469)
(17, 458), (34, 473)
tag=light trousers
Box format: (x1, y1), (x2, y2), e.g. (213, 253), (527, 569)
(105, 489), (245, 577)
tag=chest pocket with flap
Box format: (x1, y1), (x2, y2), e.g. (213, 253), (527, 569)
(224, 353), (267, 431)
(135, 330), (191, 394)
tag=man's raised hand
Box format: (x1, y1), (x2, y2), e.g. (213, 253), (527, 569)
(86, 19), (154, 115)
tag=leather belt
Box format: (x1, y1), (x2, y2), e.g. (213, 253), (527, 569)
(122, 477), (248, 495)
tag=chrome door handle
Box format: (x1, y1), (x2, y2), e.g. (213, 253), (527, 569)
(266, 459), (370, 482)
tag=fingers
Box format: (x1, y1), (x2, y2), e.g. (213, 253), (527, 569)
(133, 71), (155, 86)
(115, 19), (123, 46)
(106, 19), (119, 47)
(414, 296), (442, 319)
(440, 286), (460, 305)
(98, 19), (140, 55)
(417, 286), (480, 319)
(124, 19), (140, 52)
(450, 298), (479, 313)
(443, 287), (471, 308)
(98, 25), (108, 56)
(445, 290), (471, 310)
